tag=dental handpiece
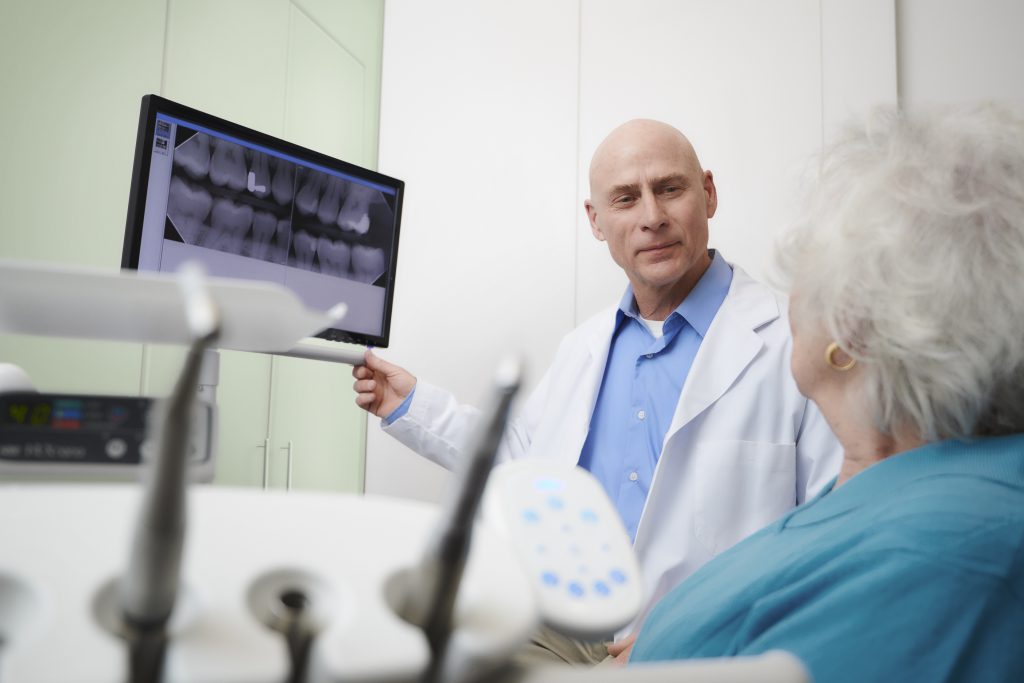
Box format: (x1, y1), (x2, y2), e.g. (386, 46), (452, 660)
(120, 264), (220, 632)
(403, 357), (523, 666)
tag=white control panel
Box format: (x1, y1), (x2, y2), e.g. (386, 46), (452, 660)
(484, 460), (644, 640)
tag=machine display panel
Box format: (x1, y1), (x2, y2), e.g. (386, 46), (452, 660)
(122, 95), (404, 347)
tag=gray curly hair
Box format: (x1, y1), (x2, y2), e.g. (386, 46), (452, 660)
(778, 104), (1024, 441)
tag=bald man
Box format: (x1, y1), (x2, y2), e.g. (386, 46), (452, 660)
(353, 120), (841, 665)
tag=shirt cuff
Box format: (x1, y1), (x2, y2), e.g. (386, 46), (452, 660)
(383, 386), (416, 425)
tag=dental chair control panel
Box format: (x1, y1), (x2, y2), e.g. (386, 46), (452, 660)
(0, 392), (214, 481)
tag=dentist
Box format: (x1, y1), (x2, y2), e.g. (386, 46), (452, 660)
(352, 118), (841, 664)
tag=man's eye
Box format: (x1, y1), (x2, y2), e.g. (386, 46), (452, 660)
(661, 185), (681, 194)
(614, 195), (635, 205)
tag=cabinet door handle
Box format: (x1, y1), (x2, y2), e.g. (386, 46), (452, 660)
(282, 440), (294, 491)
(260, 438), (271, 490)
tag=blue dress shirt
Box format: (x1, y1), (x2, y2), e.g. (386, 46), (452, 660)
(386, 252), (732, 543)
(578, 252), (732, 541)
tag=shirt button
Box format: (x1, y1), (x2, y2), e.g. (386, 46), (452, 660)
(637, 409), (646, 420)
(645, 353), (654, 359)
(629, 471), (639, 482)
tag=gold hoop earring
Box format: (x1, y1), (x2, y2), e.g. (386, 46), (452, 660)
(825, 342), (856, 371)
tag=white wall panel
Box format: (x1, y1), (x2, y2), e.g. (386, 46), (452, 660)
(370, 0), (908, 501)
(370, 0), (581, 501)
(898, 0), (1024, 110)
(821, 0), (898, 142)
(575, 0), (823, 319)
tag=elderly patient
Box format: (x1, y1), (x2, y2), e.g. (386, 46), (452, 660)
(628, 105), (1024, 682)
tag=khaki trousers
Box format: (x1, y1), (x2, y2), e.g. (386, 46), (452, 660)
(512, 625), (613, 668)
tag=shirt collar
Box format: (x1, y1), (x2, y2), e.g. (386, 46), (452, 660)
(617, 250), (733, 337)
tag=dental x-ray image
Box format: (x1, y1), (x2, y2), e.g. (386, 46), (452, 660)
(165, 126), (392, 286)
(288, 167), (393, 285)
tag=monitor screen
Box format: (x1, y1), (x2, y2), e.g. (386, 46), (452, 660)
(122, 94), (404, 347)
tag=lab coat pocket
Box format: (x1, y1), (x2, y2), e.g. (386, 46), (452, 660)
(693, 440), (796, 555)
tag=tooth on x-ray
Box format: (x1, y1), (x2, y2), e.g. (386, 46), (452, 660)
(296, 172), (326, 216)
(209, 138), (248, 191)
(318, 175), (345, 225)
(338, 182), (377, 235)
(272, 159), (296, 205)
(207, 197), (254, 253)
(166, 175), (212, 245)
(317, 236), (351, 276)
(247, 150), (271, 197)
(351, 244), (386, 283)
(266, 218), (292, 265)
(173, 132), (211, 180)
(293, 230), (318, 270)
(250, 210), (278, 260)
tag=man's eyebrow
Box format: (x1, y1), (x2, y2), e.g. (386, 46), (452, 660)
(653, 173), (690, 187)
(607, 174), (691, 198)
(607, 183), (640, 197)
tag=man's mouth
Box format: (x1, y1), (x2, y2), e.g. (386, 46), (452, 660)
(639, 242), (677, 255)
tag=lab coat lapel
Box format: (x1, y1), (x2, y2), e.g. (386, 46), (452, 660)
(665, 268), (779, 439)
(542, 308), (616, 468)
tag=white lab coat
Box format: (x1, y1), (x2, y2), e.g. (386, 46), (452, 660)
(384, 265), (842, 632)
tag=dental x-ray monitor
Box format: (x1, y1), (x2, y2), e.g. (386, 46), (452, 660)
(121, 94), (404, 349)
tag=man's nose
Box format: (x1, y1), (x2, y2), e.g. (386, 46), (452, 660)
(639, 193), (668, 231)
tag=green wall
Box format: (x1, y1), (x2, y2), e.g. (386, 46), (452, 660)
(0, 0), (385, 492)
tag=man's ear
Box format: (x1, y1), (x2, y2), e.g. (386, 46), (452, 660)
(585, 200), (606, 241)
(703, 170), (718, 219)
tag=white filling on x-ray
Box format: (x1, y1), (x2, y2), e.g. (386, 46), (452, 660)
(247, 171), (267, 194)
(338, 183), (377, 235)
(248, 151), (271, 198)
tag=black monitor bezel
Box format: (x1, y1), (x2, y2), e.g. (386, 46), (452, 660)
(121, 94), (404, 348)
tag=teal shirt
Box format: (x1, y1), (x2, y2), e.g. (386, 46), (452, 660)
(632, 434), (1024, 683)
